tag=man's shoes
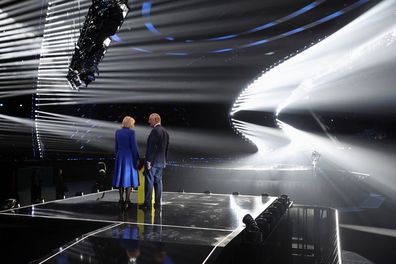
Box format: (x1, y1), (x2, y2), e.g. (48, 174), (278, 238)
(138, 204), (151, 210)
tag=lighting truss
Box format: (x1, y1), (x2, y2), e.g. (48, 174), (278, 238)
(66, 0), (130, 90)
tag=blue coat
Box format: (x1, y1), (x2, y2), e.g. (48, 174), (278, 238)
(112, 127), (140, 188)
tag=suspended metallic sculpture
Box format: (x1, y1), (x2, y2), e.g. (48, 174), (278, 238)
(67, 0), (130, 90)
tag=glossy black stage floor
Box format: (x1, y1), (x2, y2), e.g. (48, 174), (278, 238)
(1, 190), (281, 263)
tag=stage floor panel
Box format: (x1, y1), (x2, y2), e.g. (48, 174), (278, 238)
(40, 223), (231, 264)
(1, 190), (275, 230)
(0, 191), (277, 263)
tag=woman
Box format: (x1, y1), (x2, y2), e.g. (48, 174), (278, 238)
(113, 116), (140, 209)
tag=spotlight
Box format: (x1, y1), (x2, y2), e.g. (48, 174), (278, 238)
(259, 212), (276, 229)
(243, 214), (260, 230)
(272, 200), (286, 214)
(267, 205), (281, 219)
(242, 214), (262, 244)
(66, 0), (130, 90)
(278, 194), (290, 207)
(255, 215), (271, 237)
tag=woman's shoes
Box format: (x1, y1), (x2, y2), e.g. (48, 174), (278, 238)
(119, 199), (132, 210)
(124, 200), (131, 210)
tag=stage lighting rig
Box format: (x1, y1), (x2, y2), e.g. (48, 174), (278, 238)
(66, 0), (130, 90)
(242, 214), (262, 244)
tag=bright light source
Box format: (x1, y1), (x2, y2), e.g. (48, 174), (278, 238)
(231, 0), (396, 117)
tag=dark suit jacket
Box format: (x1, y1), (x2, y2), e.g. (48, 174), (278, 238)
(145, 124), (169, 168)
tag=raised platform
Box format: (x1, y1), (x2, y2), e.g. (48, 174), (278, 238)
(0, 190), (277, 263)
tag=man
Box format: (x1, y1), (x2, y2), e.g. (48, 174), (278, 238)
(140, 113), (169, 210)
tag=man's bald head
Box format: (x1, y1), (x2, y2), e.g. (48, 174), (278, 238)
(148, 113), (161, 127)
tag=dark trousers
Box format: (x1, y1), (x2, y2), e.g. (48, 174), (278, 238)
(144, 167), (163, 206)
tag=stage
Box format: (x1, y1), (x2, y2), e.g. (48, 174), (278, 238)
(0, 190), (278, 263)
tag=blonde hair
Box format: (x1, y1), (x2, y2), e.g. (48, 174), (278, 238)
(121, 116), (135, 128)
